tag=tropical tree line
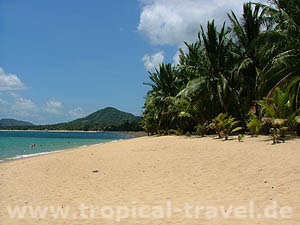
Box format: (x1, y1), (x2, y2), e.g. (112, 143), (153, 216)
(0, 120), (143, 132)
(142, 0), (300, 139)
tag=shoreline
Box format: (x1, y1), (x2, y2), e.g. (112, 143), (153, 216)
(0, 130), (141, 164)
(0, 132), (297, 164)
(0, 138), (128, 164)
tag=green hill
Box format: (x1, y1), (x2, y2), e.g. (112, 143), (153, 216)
(70, 107), (140, 126)
(0, 107), (142, 131)
(0, 119), (34, 127)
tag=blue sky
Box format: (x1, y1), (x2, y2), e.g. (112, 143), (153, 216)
(0, 0), (249, 124)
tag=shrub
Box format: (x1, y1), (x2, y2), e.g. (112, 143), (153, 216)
(157, 130), (167, 136)
(269, 119), (288, 144)
(238, 133), (244, 142)
(258, 88), (300, 136)
(175, 129), (184, 136)
(247, 113), (261, 137)
(210, 113), (228, 138)
(271, 118), (288, 137)
(210, 113), (243, 140)
(195, 123), (208, 137)
(270, 128), (286, 144)
(185, 131), (192, 137)
(292, 116), (300, 136)
(167, 129), (177, 135)
(260, 118), (272, 134)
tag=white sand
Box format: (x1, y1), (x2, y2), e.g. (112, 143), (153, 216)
(1, 135), (299, 224)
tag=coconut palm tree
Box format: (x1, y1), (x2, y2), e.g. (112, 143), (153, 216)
(143, 63), (181, 131)
(256, 0), (300, 106)
(228, 3), (270, 114)
(141, 0), (300, 136)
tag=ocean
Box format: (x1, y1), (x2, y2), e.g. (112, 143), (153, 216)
(0, 131), (132, 162)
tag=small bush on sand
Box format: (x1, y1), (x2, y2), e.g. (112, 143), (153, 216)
(157, 130), (167, 136)
(210, 113), (228, 138)
(270, 119), (288, 144)
(247, 113), (261, 137)
(185, 131), (192, 137)
(238, 133), (244, 142)
(176, 129), (184, 136)
(167, 129), (177, 135)
(195, 123), (209, 137)
(210, 113), (243, 140)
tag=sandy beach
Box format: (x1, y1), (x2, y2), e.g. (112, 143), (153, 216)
(1, 135), (300, 224)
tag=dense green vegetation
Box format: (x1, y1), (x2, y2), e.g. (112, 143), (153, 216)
(0, 119), (34, 127)
(142, 0), (300, 139)
(1, 107), (143, 132)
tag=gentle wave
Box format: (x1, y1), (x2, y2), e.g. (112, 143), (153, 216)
(0, 131), (131, 163)
(0, 138), (127, 163)
(0, 150), (65, 162)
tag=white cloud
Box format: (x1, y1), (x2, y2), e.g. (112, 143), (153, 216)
(138, 0), (249, 45)
(138, 0), (250, 64)
(173, 51), (181, 66)
(15, 98), (37, 110)
(0, 67), (26, 91)
(7, 92), (21, 98)
(0, 98), (8, 105)
(0, 92), (39, 118)
(142, 51), (164, 71)
(11, 97), (39, 117)
(68, 107), (84, 119)
(44, 98), (63, 114)
(0, 92), (80, 124)
(172, 43), (189, 66)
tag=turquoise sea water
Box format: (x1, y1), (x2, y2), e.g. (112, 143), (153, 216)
(0, 131), (131, 162)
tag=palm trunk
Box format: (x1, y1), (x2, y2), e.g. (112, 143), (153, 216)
(267, 73), (295, 99)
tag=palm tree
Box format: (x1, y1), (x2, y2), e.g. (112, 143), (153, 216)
(228, 3), (270, 114)
(198, 21), (242, 117)
(200, 21), (236, 113)
(141, 0), (300, 136)
(256, 0), (300, 106)
(228, 3), (269, 60)
(178, 21), (247, 121)
(143, 63), (180, 131)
